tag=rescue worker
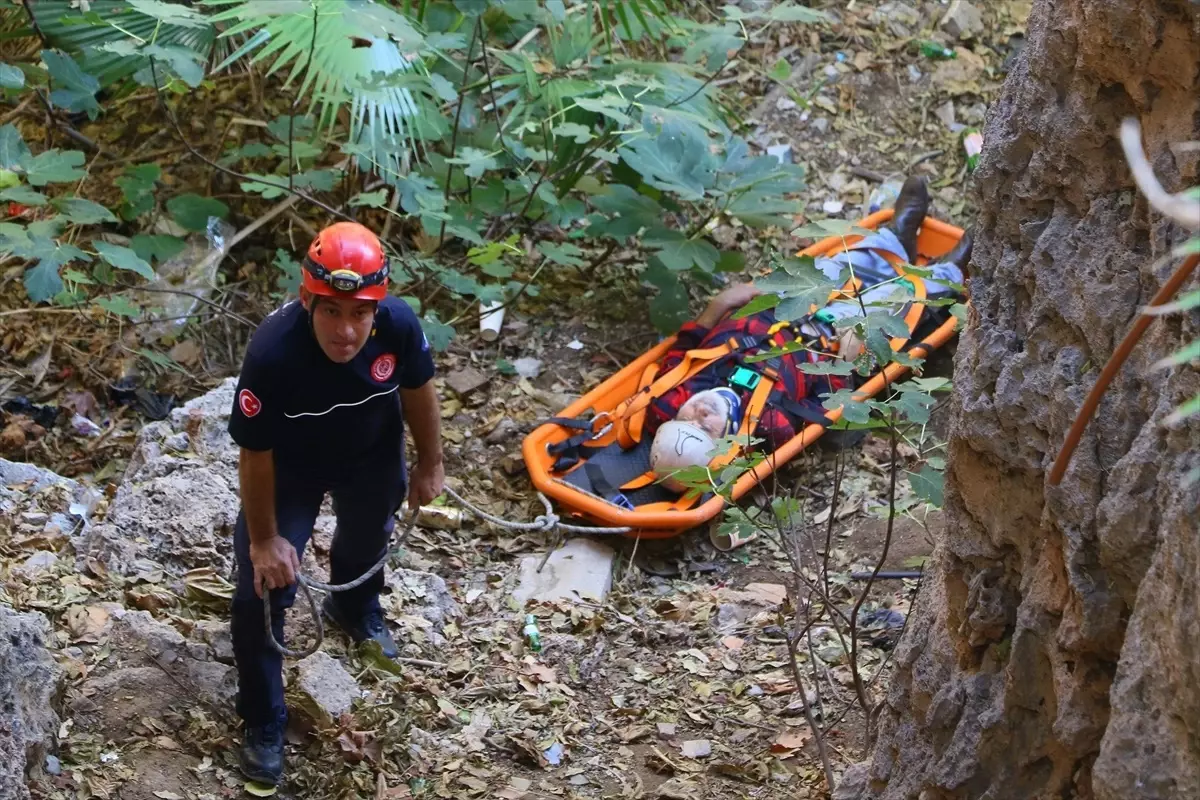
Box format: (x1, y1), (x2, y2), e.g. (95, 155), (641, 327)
(648, 176), (972, 485)
(226, 221), (444, 785)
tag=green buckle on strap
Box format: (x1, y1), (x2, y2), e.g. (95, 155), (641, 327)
(729, 366), (761, 391)
(813, 308), (837, 324)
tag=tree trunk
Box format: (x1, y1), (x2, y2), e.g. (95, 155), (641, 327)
(837, 2), (1200, 799)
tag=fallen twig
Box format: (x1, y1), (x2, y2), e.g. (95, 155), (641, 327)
(125, 286), (255, 328)
(850, 166), (889, 183)
(0, 95), (35, 125)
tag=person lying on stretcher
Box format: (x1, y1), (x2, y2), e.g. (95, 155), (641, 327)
(647, 176), (972, 489)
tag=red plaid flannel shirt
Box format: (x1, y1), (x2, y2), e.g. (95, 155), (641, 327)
(644, 311), (849, 451)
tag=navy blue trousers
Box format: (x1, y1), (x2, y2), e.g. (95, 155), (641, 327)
(229, 460), (406, 726)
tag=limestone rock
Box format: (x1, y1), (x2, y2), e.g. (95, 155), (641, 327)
(383, 569), (461, 647)
(14, 550), (57, 580)
(444, 367), (489, 398)
(386, 568), (460, 627)
(81, 467), (236, 576)
(311, 513), (337, 553)
(126, 378), (241, 478)
(97, 611), (235, 704)
(931, 48), (987, 95)
(77, 380), (243, 578)
(0, 606), (62, 799)
(870, 2), (921, 38)
(484, 417), (518, 445)
(0, 457), (95, 511)
(832, 764), (870, 799)
(296, 652), (360, 721)
(940, 0), (985, 40)
(512, 538), (615, 606)
(409, 725), (465, 761)
(190, 620), (235, 664)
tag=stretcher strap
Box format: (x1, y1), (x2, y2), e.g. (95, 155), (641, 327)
(769, 391), (835, 428)
(618, 370), (778, 510)
(707, 371), (776, 471)
(612, 340), (745, 449)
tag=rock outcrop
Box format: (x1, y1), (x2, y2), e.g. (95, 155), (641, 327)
(846, 1), (1200, 799)
(0, 607), (62, 800)
(78, 379), (240, 577)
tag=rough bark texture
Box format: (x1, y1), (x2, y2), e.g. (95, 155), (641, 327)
(839, 1), (1200, 799)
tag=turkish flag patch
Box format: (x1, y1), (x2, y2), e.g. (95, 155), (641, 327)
(238, 389), (262, 418)
(370, 353), (396, 382)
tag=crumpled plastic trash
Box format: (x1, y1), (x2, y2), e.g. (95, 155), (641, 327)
(70, 413), (102, 437)
(1, 397), (58, 429)
(543, 741), (565, 766)
(858, 607), (906, 650)
(109, 376), (175, 421)
(138, 216), (236, 343)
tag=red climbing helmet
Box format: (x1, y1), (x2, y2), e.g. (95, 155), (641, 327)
(302, 222), (390, 301)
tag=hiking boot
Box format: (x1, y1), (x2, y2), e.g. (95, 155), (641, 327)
(937, 226), (974, 271)
(890, 175), (931, 263)
(322, 596), (399, 658)
(239, 717), (284, 785)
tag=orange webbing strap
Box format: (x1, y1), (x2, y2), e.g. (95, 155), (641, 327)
(619, 472), (658, 491)
(623, 361), (661, 447)
(826, 275), (864, 304)
(612, 340), (741, 448)
(707, 372), (775, 471)
(636, 360), (659, 393)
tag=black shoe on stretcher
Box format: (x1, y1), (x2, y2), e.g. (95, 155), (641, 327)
(890, 175), (932, 263)
(936, 226), (974, 271)
(322, 596), (399, 659)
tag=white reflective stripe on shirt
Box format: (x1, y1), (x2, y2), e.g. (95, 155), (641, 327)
(283, 386), (398, 419)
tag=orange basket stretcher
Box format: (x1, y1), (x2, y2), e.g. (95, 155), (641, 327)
(520, 209), (967, 540)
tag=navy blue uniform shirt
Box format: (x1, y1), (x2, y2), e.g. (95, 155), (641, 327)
(228, 296), (435, 482)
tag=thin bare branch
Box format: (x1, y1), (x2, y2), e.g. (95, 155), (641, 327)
(782, 612), (837, 791)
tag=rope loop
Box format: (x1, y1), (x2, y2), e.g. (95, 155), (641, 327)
(262, 482), (631, 658)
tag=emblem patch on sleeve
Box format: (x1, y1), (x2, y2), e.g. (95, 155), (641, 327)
(370, 353), (397, 382)
(238, 389), (262, 418)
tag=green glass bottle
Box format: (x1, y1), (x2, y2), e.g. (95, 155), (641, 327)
(918, 40), (956, 60)
(523, 613), (543, 652)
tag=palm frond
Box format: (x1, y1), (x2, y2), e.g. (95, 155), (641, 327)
(203, 0), (430, 182)
(30, 1), (225, 90)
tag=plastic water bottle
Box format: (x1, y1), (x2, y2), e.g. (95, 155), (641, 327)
(522, 614), (542, 652)
(868, 178), (903, 214)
